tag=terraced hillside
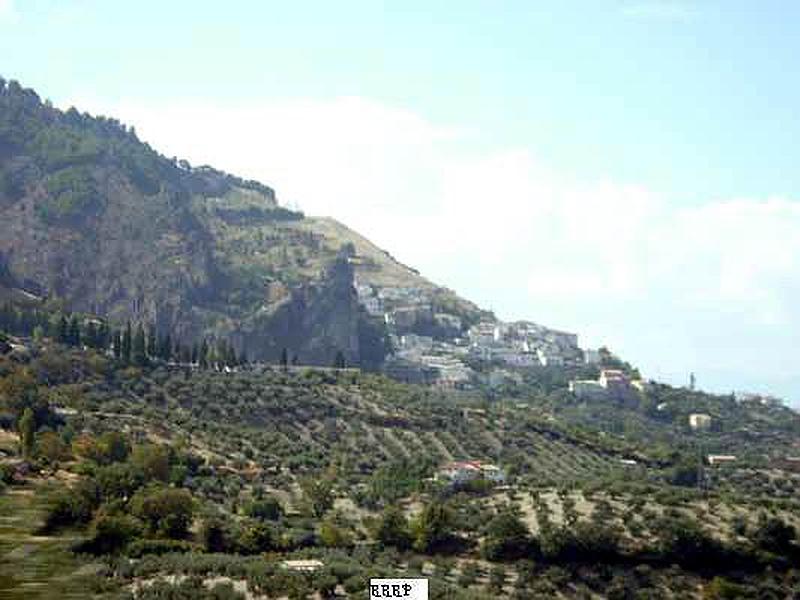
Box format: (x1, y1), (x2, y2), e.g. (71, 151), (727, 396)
(68, 365), (636, 501)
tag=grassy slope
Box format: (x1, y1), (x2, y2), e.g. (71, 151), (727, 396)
(0, 481), (117, 599)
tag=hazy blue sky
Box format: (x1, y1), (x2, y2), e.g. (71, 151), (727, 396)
(3, 1), (800, 404)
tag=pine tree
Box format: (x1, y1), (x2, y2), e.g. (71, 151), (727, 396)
(333, 350), (346, 369)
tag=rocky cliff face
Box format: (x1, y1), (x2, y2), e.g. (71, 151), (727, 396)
(0, 77), (385, 367)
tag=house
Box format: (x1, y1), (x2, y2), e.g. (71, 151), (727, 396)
(281, 560), (324, 572)
(494, 348), (538, 368)
(536, 348), (564, 367)
(584, 349), (602, 365)
(569, 379), (607, 400)
(689, 413), (712, 431)
(707, 455), (737, 466)
(468, 322), (501, 346)
(599, 369), (629, 389)
(361, 296), (383, 315)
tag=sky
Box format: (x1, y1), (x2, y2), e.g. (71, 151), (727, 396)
(2, 0), (800, 405)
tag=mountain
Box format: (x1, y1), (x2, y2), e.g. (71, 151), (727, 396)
(0, 77), (487, 368)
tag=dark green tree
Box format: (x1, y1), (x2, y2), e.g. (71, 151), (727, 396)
(57, 315), (69, 344)
(280, 347), (288, 371)
(333, 350), (346, 369)
(18, 407), (35, 459)
(67, 315), (81, 346)
(132, 324), (147, 366)
(375, 505), (412, 549)
(413, 501), (452, 552)
(199, 339), (209, 369)
(146, 325), (157, 360)
(301, 476), (334, 518)
(481, 511), (532, 561)
(121, 322), (132, 364)
(112, 330), (122, 359)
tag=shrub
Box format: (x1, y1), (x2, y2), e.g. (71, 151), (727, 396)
(76, 514), (142, 555)
(481, 512), (533, 561)
(245, 497), (282, 521)
(374, 505), (412, 550)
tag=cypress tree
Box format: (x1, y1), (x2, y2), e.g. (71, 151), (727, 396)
(199, 339), (209, 369)
(146, 325), (157, 359)
(132, 324), (147, 366)
(57, 315), (69, 344)
(98, 321), (110, 350)
(85, 321), (98, 349)
(121, 322), (132, 364)
(280, 348), (288, 371)
(112, 330), (122, 359)
(161, 333), (172, 361)
(18, 407), (35, 459)
(67, 315), (81, 347)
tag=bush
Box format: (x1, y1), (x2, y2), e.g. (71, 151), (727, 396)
(481, 512), (533, 561)
(131, 486), (194, 539)
(750, 514), (796, 555)
(41, 479), (100, 531)
(539, 522), (620, 563)
(374, 505), (412, 550)
(75, 514), (142, 555)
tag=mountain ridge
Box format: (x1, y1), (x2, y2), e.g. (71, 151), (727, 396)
(0, 76), (495, 369)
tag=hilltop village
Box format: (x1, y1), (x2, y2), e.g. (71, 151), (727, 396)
(355, 278), (596, 389)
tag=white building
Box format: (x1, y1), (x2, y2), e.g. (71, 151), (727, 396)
(436, 461), (506, 485)
(569, 379), (608, 400)
(689, 413), (712, 431)
(584, 349), (602, 365)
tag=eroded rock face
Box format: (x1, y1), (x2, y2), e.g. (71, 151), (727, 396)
(240, 252), (386, 366)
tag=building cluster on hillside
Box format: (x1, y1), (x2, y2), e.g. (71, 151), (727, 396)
(355, 280), (591, 388)
(435, 460), (507, 486)
(357, 279), (586, 389)
(467, 320), (582, 368)
(569, 368), (647, 401)
(733, 391), (784, 408)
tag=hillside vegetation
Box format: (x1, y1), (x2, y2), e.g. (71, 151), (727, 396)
(1, 325), (799, 598)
